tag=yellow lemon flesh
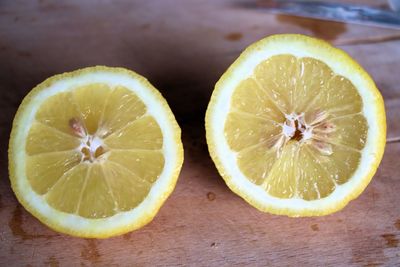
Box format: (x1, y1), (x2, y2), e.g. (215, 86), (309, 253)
(9, 66), (183, 237)
(206, 34), (386, 216)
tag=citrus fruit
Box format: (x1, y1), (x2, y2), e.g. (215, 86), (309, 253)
(9, 66), (183, 237)
(206, 34), (386, 216)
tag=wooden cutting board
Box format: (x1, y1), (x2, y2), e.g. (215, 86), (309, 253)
(0, 0), (399, 266)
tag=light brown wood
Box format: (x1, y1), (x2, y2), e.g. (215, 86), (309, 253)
(0, 0), (399, 266)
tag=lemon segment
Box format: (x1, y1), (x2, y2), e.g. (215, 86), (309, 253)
(294, 145), (336, 200)
(101, 161), (152, 212)
(108, 150), (164, 183)
(77, 164), (117, 219)
(72, 83), (111, 134)
(26, 122), (80, 155)
(224, 112), (282, 151)
(294, 57), (334, 113)
(46, 164), (89, 214)
(100, 85), (147, 137)
(254, 55), (299, 113)
(35, 91), (83, 136)
(262, 141), (298, 198)
(104, 116), (163, 150)
(325, 114), (368, 149)
(237, 143), (278, 185)
(26, 151), (82, 195)
(231, 78), (284, 122)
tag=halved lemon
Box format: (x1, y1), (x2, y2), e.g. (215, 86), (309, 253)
(206, 34), (386, 216)
(9, 66), (183, 237)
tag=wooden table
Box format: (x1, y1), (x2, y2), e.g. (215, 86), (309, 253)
(1, 1), (399, 266)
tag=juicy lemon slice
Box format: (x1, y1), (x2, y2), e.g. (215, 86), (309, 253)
(206, 34), (386, 216)
(9, 66), (183, 237)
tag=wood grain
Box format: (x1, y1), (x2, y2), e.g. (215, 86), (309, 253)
(0, 0), (399, 266)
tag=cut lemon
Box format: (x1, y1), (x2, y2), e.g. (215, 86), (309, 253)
(9, 66), (183, 237)
(206, 34), (386, 216)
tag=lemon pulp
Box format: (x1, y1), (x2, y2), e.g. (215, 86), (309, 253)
(225, 55), (367, 201)
(26, 84), (165, 218)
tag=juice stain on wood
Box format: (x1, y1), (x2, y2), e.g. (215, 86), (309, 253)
(276, 15), (347, 41)
(81, 239), (100, 263)
(44, 256), (59, 267)
(350, 233), (386, 265)
(207, 192), (216, 201)
(381, 234), (398, 248)
(225, 32), (243, 41)
(123, 232), (132, 240)
(394, 219), (400, 230)
(310, 224), (319, 231)
(365, 262), (380, 267)
(8, 205), (54, 240)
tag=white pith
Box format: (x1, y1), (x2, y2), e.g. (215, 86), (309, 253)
(208, 38), (384, 214)
(282, 112), (313, 141)
(77, 134), (107, 162)
(12, 70), (181, 234)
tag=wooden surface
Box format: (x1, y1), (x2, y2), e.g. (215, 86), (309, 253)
(1, 0), (400, 266)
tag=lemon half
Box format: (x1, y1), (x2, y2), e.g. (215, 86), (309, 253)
(9, 66), (183, 237)
(206, 34), (386, 216)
